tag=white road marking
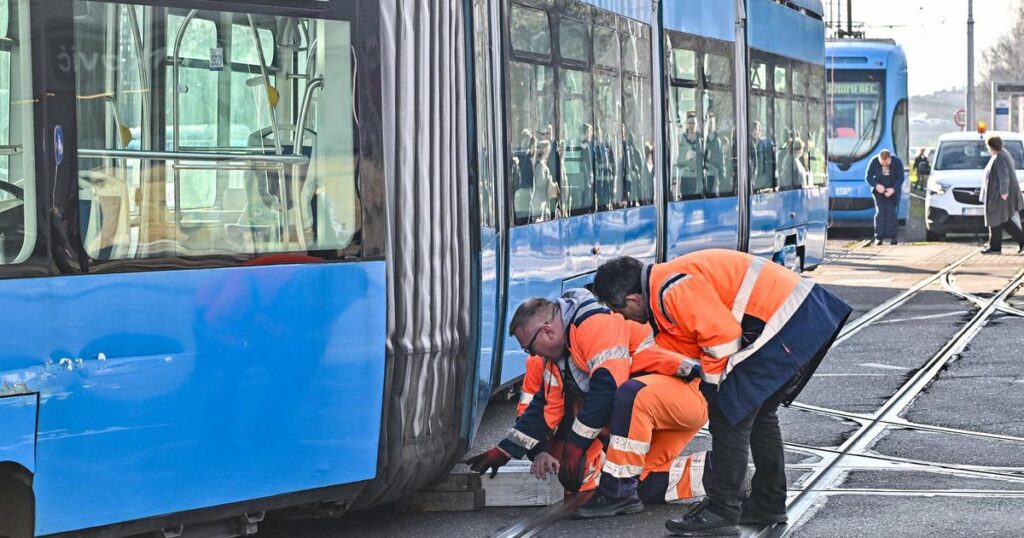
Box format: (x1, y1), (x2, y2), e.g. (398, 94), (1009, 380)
(859, 362), (911, 371)
(872, 311), (969, 324)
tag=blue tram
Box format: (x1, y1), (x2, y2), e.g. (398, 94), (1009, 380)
(825, 39), (910, 227)
(0, 0), (827, 536)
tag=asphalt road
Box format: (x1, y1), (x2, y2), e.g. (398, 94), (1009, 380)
(260, 199), (1024, 537)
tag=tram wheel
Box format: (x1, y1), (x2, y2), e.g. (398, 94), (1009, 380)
(0, 471), (34, 538)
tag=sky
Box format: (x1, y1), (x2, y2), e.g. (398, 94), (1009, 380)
(822, 0), (1019, 96)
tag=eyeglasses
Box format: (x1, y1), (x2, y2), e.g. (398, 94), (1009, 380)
(522, 308), (558, 356)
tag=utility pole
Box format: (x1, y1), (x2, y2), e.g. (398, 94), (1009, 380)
(847, 0), (853, 37)
(967, 0), (976, 127)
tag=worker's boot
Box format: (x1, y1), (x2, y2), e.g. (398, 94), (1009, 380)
(664, 500), (739, 536)
(572, 491), (644, 519)
(738, 499), (788, 526)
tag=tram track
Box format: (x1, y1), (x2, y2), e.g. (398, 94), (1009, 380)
(763, 264), (1024, 538)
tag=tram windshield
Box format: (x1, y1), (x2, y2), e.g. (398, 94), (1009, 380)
(934, 140), (1024, 171)
(827, 69), (884, 163)
(74, 1), (360, 260)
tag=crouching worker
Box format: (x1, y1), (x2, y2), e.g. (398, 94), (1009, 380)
(465, 289), (710, 519)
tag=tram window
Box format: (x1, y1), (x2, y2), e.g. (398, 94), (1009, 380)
(0, 0), (36, 265)
(560, 18), (589, 64)
(703, 53), (730, 86)
(792, 70), (807, 97)
(594, 71), (623, 211)
(751, 62), (768, 91)
(672, 48), (697, 81)
(669, 87), (701, 201)
(809, 99), (827, 187)
(623, 35), (650, 77)
(594, 26), (619, 70)
(703, 53), (734, 198)
(791, 98), (812, 188)
(75, 2), (364, 260)
(704, 89), (735, 197)
(618, 35), (651, 204)
(775, 97), (795, 190)
(892, 99), (909, 164)
(750, 94), (775, 192)
(509, 62), (557, 224)
(511, 4), (551, 57)
(559, 69), (595, 215)
(773, 65), (788, 94)
(473, 0), (496, 229)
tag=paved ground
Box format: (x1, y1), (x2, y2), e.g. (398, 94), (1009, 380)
(260, 198), (1024, 537)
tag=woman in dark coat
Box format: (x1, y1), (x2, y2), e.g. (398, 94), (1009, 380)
(983, 135), (1024, 254)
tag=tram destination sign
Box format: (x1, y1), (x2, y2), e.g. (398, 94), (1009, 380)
(994, 82), (1024, 94)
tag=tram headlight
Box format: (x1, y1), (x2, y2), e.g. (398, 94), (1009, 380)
(928, 181), (951, 195)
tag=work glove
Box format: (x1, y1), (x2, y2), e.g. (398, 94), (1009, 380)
(465, 447), (511, 478)
(557, 441), (587, 492)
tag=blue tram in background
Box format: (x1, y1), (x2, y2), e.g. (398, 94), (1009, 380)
(825, 39), (910, 228)
(0, 0), (828, 536)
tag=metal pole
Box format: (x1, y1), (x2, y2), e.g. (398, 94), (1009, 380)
(847, 0), (853, 36)
(967, 0), (976, 127)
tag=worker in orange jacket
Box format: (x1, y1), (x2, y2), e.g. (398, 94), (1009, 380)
(594, 250), (851, 536)
(465, 289), (710, 518)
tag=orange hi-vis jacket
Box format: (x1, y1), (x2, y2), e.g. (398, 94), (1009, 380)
(644, 249), (852, 424)
(500, 289), (699, 459)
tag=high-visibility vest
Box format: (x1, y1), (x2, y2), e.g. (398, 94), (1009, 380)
(644, 249), (851, 424)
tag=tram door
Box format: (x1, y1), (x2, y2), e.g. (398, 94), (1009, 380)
(29, 3), (384, 534)
(664, 32), (741, 257)
(469, 0), (503, 438)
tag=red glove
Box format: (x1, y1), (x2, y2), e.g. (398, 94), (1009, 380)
(558, 442), (586, 492)
(465, 447), (511, 478)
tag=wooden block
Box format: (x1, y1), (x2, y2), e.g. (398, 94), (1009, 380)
(394, 489), (485, 513)
(423, 473), (482, 493)
(482, 460), (564, 507)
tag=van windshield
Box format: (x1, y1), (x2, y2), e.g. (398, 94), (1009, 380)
(934, 140), (1024, 171)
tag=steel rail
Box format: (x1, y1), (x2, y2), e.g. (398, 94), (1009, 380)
(830, 248), (981, 347)
(942, 272), (1024, 317)
(765, 265), (1024, 537)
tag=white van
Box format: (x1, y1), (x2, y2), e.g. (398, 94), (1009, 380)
(924, 131), (1024, 240)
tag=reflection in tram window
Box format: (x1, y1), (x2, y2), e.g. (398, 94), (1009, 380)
(0, 0), (36, 265)
(593, 25), (622, 211)
(703, 52), (735, 197)
(509, 62), (556, 224)
(622, 32), (653, 206)
(74, 2), (361, 260)
(668, 43), (700, 201)
(560, 69), (595, 216)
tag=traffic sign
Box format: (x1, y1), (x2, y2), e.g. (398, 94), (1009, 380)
(954, 109), (967, 128)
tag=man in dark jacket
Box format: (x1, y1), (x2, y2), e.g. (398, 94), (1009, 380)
(982, 135), (1024, 254)
(865, 149), (904, 245)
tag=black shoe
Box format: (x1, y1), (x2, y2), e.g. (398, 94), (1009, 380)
(890, 239), (898, 245)
(874, 238), (883, 246)
(738, 501), (789, 525)
(572, 492), (644, 519)
(1017, 242), (1024, 254)
(982, 247), (1002, 255)
(665, 502), (739, 536)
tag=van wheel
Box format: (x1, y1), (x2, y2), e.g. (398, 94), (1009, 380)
(0, 472), (34, 538)
(925, 229), (945, 241)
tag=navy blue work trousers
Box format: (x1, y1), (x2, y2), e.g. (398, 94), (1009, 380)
(873, 192), (899, 240)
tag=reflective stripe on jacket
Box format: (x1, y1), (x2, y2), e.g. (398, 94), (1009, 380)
(644, 249), (852, 424)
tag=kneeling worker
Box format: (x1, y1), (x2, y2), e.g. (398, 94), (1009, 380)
(466, 289), (711, 518)
(594, 249), (851, 535)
